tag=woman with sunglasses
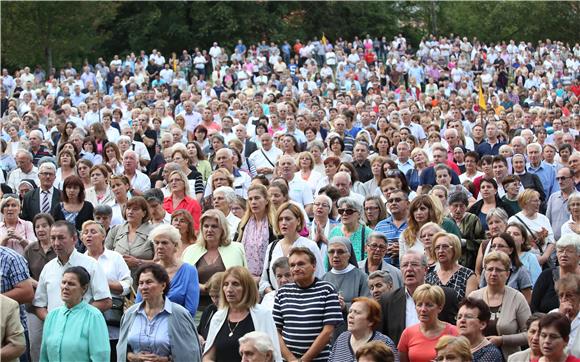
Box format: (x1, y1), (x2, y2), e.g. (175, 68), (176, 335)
(329, 197), (373, 262)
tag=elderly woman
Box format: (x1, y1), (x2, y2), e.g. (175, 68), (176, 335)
(560, 192), (580, 236)
(434, 336), (473, 362)
(406, 148), (430, 192)
(468, 251), (531, 360)
(322, 237), (370, 311)
(506, 222), (542, 286)
(531, 234), (580, 313)
(398, 284), (459, 362)
(108, 174), (131, 227)
(182, 209), (246, 310)
(234, 184), (278, 282)
(24, 214), (55, 282)
(363, 195), (388, 230)
(81, 220), (132, 352)
(238, 331), (276, 362)
(309, 193), (339, 256)
(171, 209), (197, 257)
(448, 192), (485, 271)
(329, 197), (373, 262)
(85, 164), (114, 206)
(419, 222), (445, 267)
(105, 196), (155, 278)
(54, 175), (94, 239)
(213, 186), (241, 236)
(40, 266), (110, 361)
(163, 170), (202, 231)
(456, 298), (503, 361)
(535, 313), (580, 362)
(0, 194), (36, 254)
(260, 202), (324, 294)
(297, 151), (323, 191)
(474, 208), (510, 278)
(358, 233), (403, 289)
(427, 232), (478, 300)
(507, 314), (545, 362)
(329, 297), (399, 362)
(117, 264), (202, 362)
(482, 233), (533, 303)
(203, 267), (281, 362)
(202, 167), (234, 211)
(508, 189), (556, 268)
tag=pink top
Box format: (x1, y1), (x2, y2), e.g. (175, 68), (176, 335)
(0, 219), (37, 255)
(398, 323), (459, 362)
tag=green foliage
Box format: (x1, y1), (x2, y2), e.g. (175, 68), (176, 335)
(1, 1), (578, 70)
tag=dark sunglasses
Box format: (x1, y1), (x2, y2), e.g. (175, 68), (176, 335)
(337, 208), (357, 215)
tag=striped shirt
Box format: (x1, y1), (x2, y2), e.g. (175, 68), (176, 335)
(273, 279), (343, 361)
(0, 246), (31, 330)
(329, 330), (400, 362)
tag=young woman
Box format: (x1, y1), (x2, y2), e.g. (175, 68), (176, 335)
(54, 149), (77, 190)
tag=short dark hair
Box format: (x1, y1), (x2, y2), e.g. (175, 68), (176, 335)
(539, 312), (571, 341)
(63, 266), (91, 289)
(465, 151), (479, 162)
(501, 174), (520, 188)
(136, 263), (170, 297)
(53, 220), (77, 237)
(62, 175), (85, 203)
(143, 188), (164, 204)
(459, 297), (491, 322)
(492, 155), (508, 167)
(289, 246), (316, 266)
(33, 213), (55, 229)
(480, 177), (498, 190)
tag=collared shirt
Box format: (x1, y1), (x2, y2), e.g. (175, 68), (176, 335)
(405, 288), (419, 327)
(128, 170), (151, 193)
(527, 161), (559, 197)
(86, 249), (132, 296)
(6, 166), (39, 192)
(546, 190), (571, 241)
(396, 158), (415, 175)
(38, 187), (54, 214)
(0, 219), (37, 255)
(248, 147), (282, 173)
(289, 175), (314, 206)
(353, 159), (373, 183)
(163, 195), (202, 231)
(375, 216), (408, 267)
(127, 298), (172, 357)
(23, 241), (56, 281)
(31, 146), (51, 166)
(33, 249), (111, 312)
(0, 246), (31, 330)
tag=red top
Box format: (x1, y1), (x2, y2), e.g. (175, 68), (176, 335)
(163, 195), (202, 231)
(532, 356), (580, 362)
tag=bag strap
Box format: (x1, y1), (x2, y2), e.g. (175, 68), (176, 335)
(260, 148), (276, 168)
(266, 239), (280, 287)
(515, 214), (545, 253)
(360, 224), (366, 260)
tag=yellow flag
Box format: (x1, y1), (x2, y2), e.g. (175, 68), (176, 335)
(321, 33), (328, 46)
(478, 84), (487, 111)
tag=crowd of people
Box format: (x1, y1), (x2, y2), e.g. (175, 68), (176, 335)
(1, 32), (580, 362)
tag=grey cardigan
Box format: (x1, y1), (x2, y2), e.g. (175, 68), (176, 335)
(469, 286), (531, 360)
(117, 300), (202, 362)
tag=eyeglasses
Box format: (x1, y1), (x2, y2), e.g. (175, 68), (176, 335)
(434, 244), (451, 251)
(484, 267), (507, 273)
(364, 206), (379, 212)
(337, 208), (357, 215)
(401, 262), (422, 269)
(39, 172), (55, 177)
(367, 243), (387, 251)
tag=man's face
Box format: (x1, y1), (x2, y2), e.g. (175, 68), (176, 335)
(334, 119), (346, 133)
(222, 117), (233, 130)
(397, 143), (410, 159)
(278, 157), (296, 179)
(512, 141), (525, 155)
(401, 253), (427, 289)
(445, 131), (458, 147)
(432, 150), (446, 164)
(368, 276), (392, 301)
(123, 153), (138, 171)
(239, 342), (271, 362)
(333, 175), (350, 196)
(387, 191), (408, 215)
(289, 252), (315, 287)
(528, 147), (542, 165)
(557, 168), (574, 191)
(203, 109), (212, 121)
(493, 161), (507, 179)
(38, 167), (56, 189)
(235, 127), (247, 141)
(215, 150), (233, 170)
(29, 133), (41, 148)
(486, 124), (497, 139)
(260, 134), (273, 150)
(94, 213), (112, 230)
(50, 225), (76, 260)
(16, 154), (33, 172)
(353, 144), (368, 162)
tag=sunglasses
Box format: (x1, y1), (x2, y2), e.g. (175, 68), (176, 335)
(337, 208), (357, 215)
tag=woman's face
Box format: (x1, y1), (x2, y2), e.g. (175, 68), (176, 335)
(528, 320), (542, 355)
(278, 209), (300, 236)
(310, 147), (321, 161)
(484, 260), (509, 286)
(347, 301), (373, 334)
(65, 185), (80, 202)
(489, 237), (513, 257)
(364, 200), (380, 223)
(222, 275), (244, 307)
(524, 194), (541, 214)
(543, 147), (556, 162)
(506, 226), (525, 247)
(138, 271), (166, 302)
(90, 170), (106, 186)
(171, 215), (190, 235)
(435, 170), (451, 187)
(339, 204), (359, 226)
(540, 325), (567, 359)
(172, 152), (188, 169)
(169, 174), (185, 193)
(77, 163), (90, 178)
(65, 124), (75, 135)
(212, 174), (229, 189)
(330, 139), (342, 153)
(434, 345), (466, 362)
(324, 163), (338, 177)
(456, 305), (484, 339)
(299, 155), (312, 170)
(118, 140), (130, 153)
(110, 179), (128, 200)
(2, 199), (20, 220)
(231, 203), (244, 218)
(560, 148), (571, 161)
(377, 138), (389, 153)
(60, 272), (86, 306)
(60, 152), (72, 166)
(305, 129), (316, 142)
(153, 235), (177, 261)
(81, 224), (105, 251)
(479, 181), (496, 200)
(487, 217), (507, 237)
(105, 146), (116, 161)
(420, 226), (439, 251)
(125, 204), (145, 224)
(8, 127), (18, 139)
(328, 242), (350, 270)
(434, 236), (454, 265)
(186, 143), (198, 159)
(248, 190), (267, 217)
(83, 141), (94, 153)
(415, 298), (442, 325)
(371, 161), (382, 177)
(413, 204), (430, 224)
(202, 217), (222, 244)
(569, 198), (580, 219)
(34, 218), (51, 241)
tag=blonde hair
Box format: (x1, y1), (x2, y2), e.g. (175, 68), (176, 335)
(431, 232), (462, 264)
(483, 250), (511, 270)
(517, 189), (540, 208)
(168, 170), (191, 195)
(297, 151), (315, 171)
(435, 336), (472, 362)
(412, 284), (445, 308)
(274, 202), (306, 235)
(196, 209), (231, 248)
(236, 184), (277, 242)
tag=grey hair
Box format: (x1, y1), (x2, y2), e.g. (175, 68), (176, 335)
(556, 233), (580, 254)
(368, 270), (394, 286)
(15, 149), (33, 160)
(93, 204), (113, 216)
(313, 194), (332, 209)
(334, 171), (351, 184)
(214, 186), (237, 204)
(511, 136), (527, 146)
(122, 149), (139, 160)
(308, 140), (325, 152)
(271, 256), (289, 274)
(238, 331), (275, 357)
(29, 129), (43, 139)
(149, 224), (182, 249)
(38, 161), (57, 173)
(403, 249), (429, 267)
(337, 196), (362, 215)
(526, 142), (542, 153)
(486, 207), (509, 224)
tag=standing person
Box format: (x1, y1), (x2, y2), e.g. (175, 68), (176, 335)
(53, 175), (94, 244)
(375, 189), (410, 267)
(85, 165), (114, 206)
(116, 264), (202, 362)
(507, 314), (545, 362)
(170, 209), (196, 256)
(274, 247), (343, 362)
(202, 267), (282, 362)
(20, 162), (61, 222)
(39, 266), (110, 362)
(397, 284), (459, 362)
(163, 170), (202, 231)
(363, 195), (388, 230)
(358, 233), (403, 289)
(448, 192), (485, 271)
(329, 197), (373, 262)
(546, 167), (575, 241)
(456, 298), (503, 361)
(0, 194), (36, 255)
(534, 313), (580, 362)
(0, 294), (26, 362)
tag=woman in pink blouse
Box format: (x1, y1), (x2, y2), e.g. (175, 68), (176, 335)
(0, 194), (36, 254)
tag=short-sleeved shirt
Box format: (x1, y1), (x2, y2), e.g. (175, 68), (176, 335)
(426, 265), (475, 300)
(0, 246), (31, 330)
(23, 242), (56, 281)
(397, 323), (459, 362)
(273, 279), (343, 361)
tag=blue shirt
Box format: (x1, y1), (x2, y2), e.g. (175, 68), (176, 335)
(396, 158), (415, 175)
(0, 246), (30, 330)
(477, 141), (505, 157)
(375, 216), (408, 267)
(136, 263), (199, 317)
(128, 298), (172, 357)
(527, 161), (559, 197)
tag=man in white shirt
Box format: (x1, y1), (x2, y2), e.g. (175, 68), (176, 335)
(122, 150), (151, 193)
(249, 133), (282, 179)
(278, 155), (314, 217)
(121, 126), (150, 168)
(333, 171), (365, 205)
(180, 101), (202, 133)
(7, 150), (39, 192)
(84, 99), (101, 126)
(204, 148), (251, 198)
(33, 221), (112, 319)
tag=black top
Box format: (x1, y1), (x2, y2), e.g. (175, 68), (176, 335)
(531, 268), (559, 313)
(214, 312), (255, 362)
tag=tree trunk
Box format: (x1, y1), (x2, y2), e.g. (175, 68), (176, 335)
(430, 0), (438, 35)
(45, 46), (52, 75)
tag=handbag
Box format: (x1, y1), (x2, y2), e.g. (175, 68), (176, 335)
(103, 295), (125, 327)
(514, 215), (554, 270)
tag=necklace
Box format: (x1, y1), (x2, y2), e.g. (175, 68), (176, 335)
(471, 337), (488, 352)
(227, 319), (242, 337)
(485, 288), (504, 320)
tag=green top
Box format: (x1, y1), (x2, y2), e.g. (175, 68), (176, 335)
(329, 223), (373, 261)
(40, 300), (110, 362)
(195, 160), (212, 183)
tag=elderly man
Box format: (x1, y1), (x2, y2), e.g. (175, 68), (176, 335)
(274, 247), (343, 362)
(249, 133), (282, 178)
(21, 162), (61, 222)
(547, 167), (576, 240)
(204, 148), (251, 198)
(379, 251), (458, 344)
(6, 150), (39, 192)
(122, 150), (151, 194)
(32, 221), (111, 321)
(239, 331), (276, 362)
(367, 270), (395, 302)
(28, 130), (51, 166)
(358, 233), (403, 290)
(121, 126), (150, 168)
(476, 122), (505, 158)
(511, 136), (527, 157)
(333, 171), (365, 205)
(395, 141), (414, 175)
(527, 142), (558, 197)
(234, 124), (258, 158)
(278, 155), (314, 216)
